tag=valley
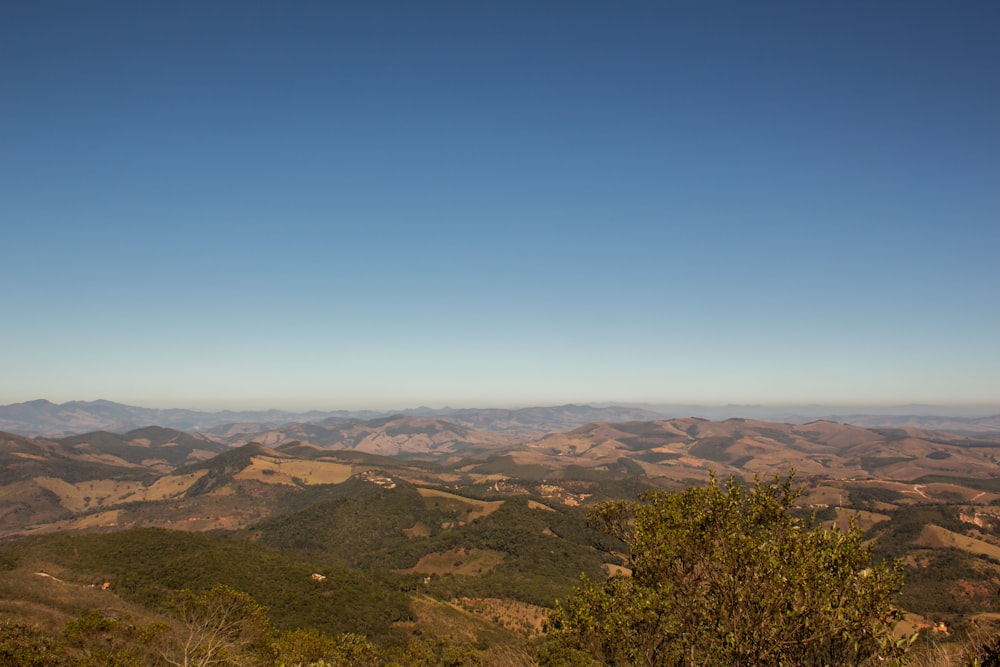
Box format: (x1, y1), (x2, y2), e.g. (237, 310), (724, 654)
(1, 408), (1000, 663)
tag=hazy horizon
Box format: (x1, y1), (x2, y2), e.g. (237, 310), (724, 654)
(4, 397), (998, 419)
(3, 2), (997, 409)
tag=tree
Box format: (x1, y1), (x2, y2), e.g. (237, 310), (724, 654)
(547, 474), (912, 666)
(0, 620), (76, 666)
(160, 585), (274, 667)
(63, 610), (168, 666)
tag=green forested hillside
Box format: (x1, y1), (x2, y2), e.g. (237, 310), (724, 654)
(0, 528), (411, 638)
(253, 481), (610, 607)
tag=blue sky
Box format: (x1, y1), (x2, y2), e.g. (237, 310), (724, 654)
(2, 1), (998, 411)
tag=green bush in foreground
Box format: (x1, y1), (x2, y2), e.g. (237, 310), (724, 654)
(548, 474), (913, 666)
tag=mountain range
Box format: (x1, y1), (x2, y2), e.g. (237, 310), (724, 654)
(5, 411), (1000, 656)
(4, 413), (1000, 541)
(2, 399), (998, 438)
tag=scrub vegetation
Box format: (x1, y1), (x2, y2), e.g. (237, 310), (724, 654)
(5, 416), (1000, 664)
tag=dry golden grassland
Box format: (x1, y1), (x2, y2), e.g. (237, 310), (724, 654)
(919, 483), (1000, 504)
(397, 594), (505, 645)
(416, 488), (504, 521)
(456, 597), (550, 635)
(233, 455), (353, 485)
(526, 500), (555, 512)
(400, 548), (505, 576)
(827, 507), (892, 533)
(31, 472), (211, 513)
(914, 524), (1000, 561)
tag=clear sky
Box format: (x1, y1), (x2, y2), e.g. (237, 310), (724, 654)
(2, 1), (998, 411)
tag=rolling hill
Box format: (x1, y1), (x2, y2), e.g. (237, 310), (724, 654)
(4, 415), (1000, 661)
(4, 417), (1000, 542)
(209, 415), (512, 457)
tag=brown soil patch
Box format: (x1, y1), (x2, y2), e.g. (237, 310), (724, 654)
(603, 563), (632, 577)
(403, 522), (431, 539)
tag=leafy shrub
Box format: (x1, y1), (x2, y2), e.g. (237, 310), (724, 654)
(548, 474), (911, 666)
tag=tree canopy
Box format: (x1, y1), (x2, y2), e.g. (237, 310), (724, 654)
(547, 474), (911, 666)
